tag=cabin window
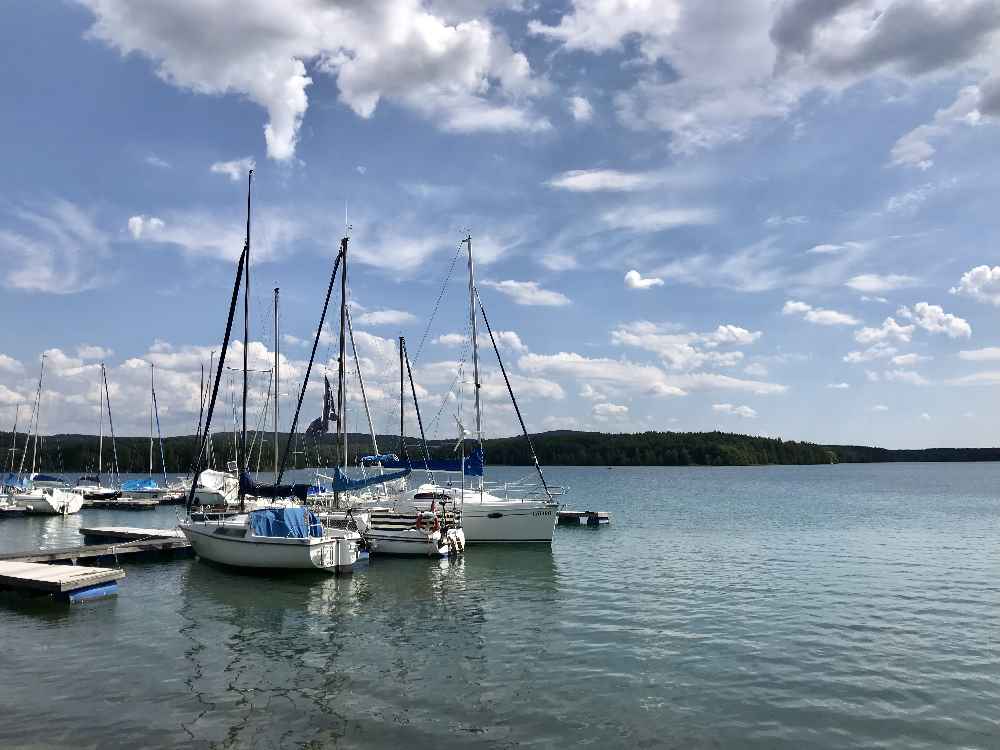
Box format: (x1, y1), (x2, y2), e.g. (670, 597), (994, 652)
(414, 492), (451, 501)
(213, 527), (246, 538)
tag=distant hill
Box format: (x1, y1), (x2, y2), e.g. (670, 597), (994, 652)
(2, 430), (996, 474)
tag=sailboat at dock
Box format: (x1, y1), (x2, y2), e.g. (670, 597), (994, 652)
(179, 172), (369, 573)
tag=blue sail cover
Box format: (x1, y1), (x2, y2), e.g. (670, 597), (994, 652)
(122, 478), (160, 492)
(249, 506), (321, 538)
(360, 448), (484, 477)
(326, 467), (411, 492)
(2, 473), (27, 490)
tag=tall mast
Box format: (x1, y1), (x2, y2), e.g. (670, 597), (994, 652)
(152, 364), (167, 481)
(399, 336), (405, 458)
(337, 236), (349, 484)
(273, 286), (279, 478)
(97, 370), (104, 480)
(30, 355), (45, 477)
(148, 363), (154, 479)
(102, 363), (120, 488)
(242, 170), (252, 474)
(465, 235), (484, 467)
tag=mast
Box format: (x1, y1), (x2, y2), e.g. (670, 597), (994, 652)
(148, 363), (154, 479)
(207, 351), (215, 468)
(152, 364), (167, 482)
(334, 236), (349, 507)
(273, 286), (280, 478)
(30, 355), (45, 477)
(102, 363), (121, 488)
(7, 404), (20, 475)
(465, 235), (484, 486)
(97, 370), (104, 481)
(240, 170), (252, 514)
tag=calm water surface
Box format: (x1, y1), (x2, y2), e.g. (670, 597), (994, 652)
(0, 463), (998, 749)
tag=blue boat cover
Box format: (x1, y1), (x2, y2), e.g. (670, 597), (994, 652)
(2, 473), (27, 490)
(32, 473), (65, 484)
(121, 478), (160, 491)
(249, 506), (322, 538)
(325, 466), (411, 492)
(360, 448), (484, 477)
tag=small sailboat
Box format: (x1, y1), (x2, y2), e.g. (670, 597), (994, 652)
(12, 356), (83, 515)
(180, 172), (367, 573)
(68, 363), (122, 502)
(122, 364), (173, 499)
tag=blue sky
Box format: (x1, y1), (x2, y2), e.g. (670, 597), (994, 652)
(2, 0), (1000, 449)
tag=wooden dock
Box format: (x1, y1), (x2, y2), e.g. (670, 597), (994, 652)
(0, 561), (124, 602)
(0, 527), (191, 567)
(558, 510), (611, 526)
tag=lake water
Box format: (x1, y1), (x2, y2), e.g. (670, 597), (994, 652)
(0, 463), (998, 749)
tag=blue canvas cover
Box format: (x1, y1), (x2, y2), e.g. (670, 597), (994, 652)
(360, 448), (484, 477)
(240, 472), (311, 502)
(2, 473), (27, 490)
(326, 467), (411, 492)
(121, 478), (160, 492)
(249, 506), (322, 538)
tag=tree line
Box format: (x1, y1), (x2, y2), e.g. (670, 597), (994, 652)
(4, 430), (996, 475)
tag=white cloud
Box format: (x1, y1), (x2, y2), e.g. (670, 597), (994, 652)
(872, 404), (889, 412)
(890, 353), (930, 366)
(855, 317), (915, 345)
(144, 154), (170, 169)
(624, 270), (664, 290)
(601, 205), (716, 233)
(764, 215), (807, 226)
(0, 200), (111, 294)
(611, 321), (761, 371)
(434, 333), (468, 347)
(0, 355), (23, 373)
(671, 373), (786, 395)
(127, 214), (165, 239)
(948, 371), (1000, 386)
(545, 169), (663, 192)
(897, 302), (971, 338)
(743, 362), (768, 377)
(844, 342), (899, 363)
(209, 157), (255, 181)
(807, 242), (865, 255)
(592, 402), (628, 418)
(846, 274), (918, 293)
(712, 403), (757, 418)
(891, 85), (990, 169)
(539, 253), (578, 271)
(920, 412), (931, 421)
(79, 0), (549, 161)
(958, 347), (1000, 361)
(356, 309), (416, 326)
(76, 345), (113, 361)
(568, 95), (593, 122)
(482, 280), (570, 306)
(827, 382), (850, 389)
(883, 369), (930, 386)
(782, 299), (859, 326)
(951, 265), (1000, 305)
(519, 351), (686, 397)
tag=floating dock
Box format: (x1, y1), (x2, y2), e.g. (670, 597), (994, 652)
(78, 526), (184, 542)
(558, 510), (611, 526)
(0, 527), (191, 566)
(0, 560), (124, 602)
(84, 498), (159, 511)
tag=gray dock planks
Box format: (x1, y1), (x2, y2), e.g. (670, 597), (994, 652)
(0, 560), (124, 593)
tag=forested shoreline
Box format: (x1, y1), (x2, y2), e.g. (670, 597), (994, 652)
(4, 429), (998, 474)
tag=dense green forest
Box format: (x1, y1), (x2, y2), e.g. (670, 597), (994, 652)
(3, 430), (997, 474)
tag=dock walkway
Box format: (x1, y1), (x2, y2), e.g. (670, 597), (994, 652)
(0, 561), (124, 602)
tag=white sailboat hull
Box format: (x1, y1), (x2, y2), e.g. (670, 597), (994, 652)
(180, 520), (364, 573)
(457, 502), (557, 543)
(366, 525), (465, 557)
(20, 489), (84, 515)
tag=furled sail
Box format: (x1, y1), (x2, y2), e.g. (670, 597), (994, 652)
(360, 447), (484, 477)
(305, 375), (336, 436)
(325, 466), (412, 492)
(239, 471), (311, 502)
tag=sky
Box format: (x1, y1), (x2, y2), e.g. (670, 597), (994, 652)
(2, 1), (1000, 450)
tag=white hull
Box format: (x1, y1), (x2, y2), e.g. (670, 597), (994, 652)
(366, 525), (465, 557)
(20, 489), (84, 515)
(180, 520), (364, 573)
(457, 502), (557, 543)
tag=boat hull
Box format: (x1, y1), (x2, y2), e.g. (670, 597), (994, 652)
(20, 489), (84, 515)
(180, 521), (363, 573)
(448, 502), (557, 543)
(366, 525), (465, 557)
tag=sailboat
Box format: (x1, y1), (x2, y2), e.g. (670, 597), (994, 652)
(121, 364), (174, 499)
(69, 363), (121, 501)
(13, 355), (83, 515)
(179, 172), (367, 573)
(375, 235), (560, 543)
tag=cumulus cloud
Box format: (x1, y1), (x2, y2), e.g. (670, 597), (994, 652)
(78, 0), (549, 161)
(127, 215), (164, 239)
(0, 355), (23, 374)
(890, 352), (930, 366)
(712, 403), (757, 418)
(611, 321), (762, 371)
(846, 273), (918, 293)
(854, 316), (915, 345)
(76, 345), (113, 361)
(951, 265), (1000, 305)
(210, 157), (255, 181)
(883, 368), (930, 385)
(356, 309), (416, 326)
(624, 270), (664, 290)
(897, 302), (971, 338)
(592, 402), (628, 418)
(827, 382), (850, 389)
(958, 347), (1000, 361)
(782, 299), (859, 325)
(844, 342), (899, 363)
(481, 280), (570, 306)
(568, 95), (593, 122)
(519, 351), (687, 397)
